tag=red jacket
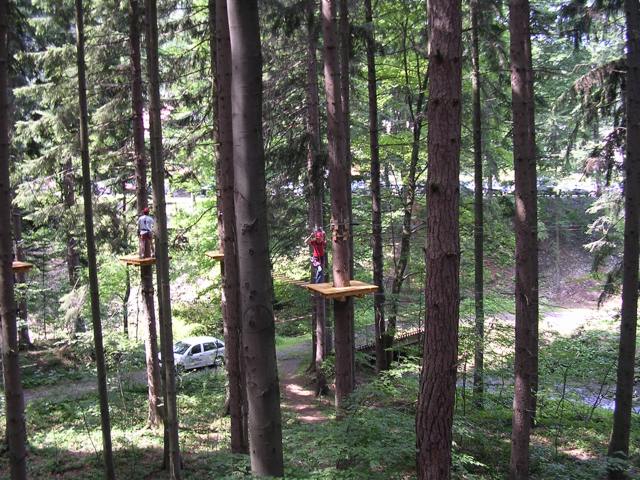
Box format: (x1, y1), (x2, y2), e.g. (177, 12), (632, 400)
(309, 233), (326, 258)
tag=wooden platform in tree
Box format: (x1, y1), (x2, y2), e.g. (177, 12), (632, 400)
(205, 251), (224, 261)
(119, 255), (156, 266)
(303, 280), (378, 302)
(12, 261), (34, 273)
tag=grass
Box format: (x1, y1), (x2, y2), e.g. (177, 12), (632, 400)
(2, 344), (637, 479)
(17, 333), (146, 389)
(276, 333), (311, 349)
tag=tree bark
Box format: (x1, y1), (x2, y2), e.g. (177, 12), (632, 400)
(306, 0), (328, 391)
(607, 0), (640, 475)
(62, 155), (84, 334)
(339, 0), (350, 168)
(227, 1), (284, 476)
(210, 0), (248, 454)
(123, 267), (130, 334)
(128, 0), (163, 429)
(508, 0), (538, 478)
(338, 0), (356, 389)
(12, 208), (32, 350)
(470, 0), (485, 409)
(364, 0), (387, 373)
(322, 0), (354, 409)
(416, 1), (462, 478)
(0, 1), (28, 476)
(62, 155), (80, 286)
(73, 0), (116, 477)
(143, 0), (182, 477)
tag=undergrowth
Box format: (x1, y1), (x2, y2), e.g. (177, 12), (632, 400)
(2, 348), (637, 479)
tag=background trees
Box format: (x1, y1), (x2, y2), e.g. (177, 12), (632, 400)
(73, 0), (115, 476)
(365, 0), (387, 373)
(144, 0), (182, 476)
(0, 0), (639, 479)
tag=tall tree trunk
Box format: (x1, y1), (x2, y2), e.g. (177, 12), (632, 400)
(210, 0), (248, 454)
(123, 267), (130, 334)
(338, 0), (356, 388)
(416, 0), (462, 478)
(227, 1), (284, 475)
(73, 1), (115, 477)
(128, 0), (162, 429)
(306, 0), (328, 392)
(470, 0), (485, 408)
(62, 157), (84, 334)
(339, 0), (351, 259)
(12, 208), (32, 350)
(143, 0), (182, 477)
(364, 0), (387, 373)
(322, 0), (354, 409)
(339, 0), (350, 166)
(607, 0), (640, 475)
(62, 156), (79, 285)
(508, 0), (538, 477)
(0, 2), (28, 476)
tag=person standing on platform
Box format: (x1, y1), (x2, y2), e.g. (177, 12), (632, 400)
(138, 207), (155, 258)
(305, 226), (326, 283)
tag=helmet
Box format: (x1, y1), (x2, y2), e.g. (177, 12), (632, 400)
(143, 207), (150, 215)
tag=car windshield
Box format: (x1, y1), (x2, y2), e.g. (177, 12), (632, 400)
(173, 341), (191, 355)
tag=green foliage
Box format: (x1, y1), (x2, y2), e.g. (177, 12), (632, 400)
(173, 298), (223, 338)
(540, 327), (618, 387)
(4, 0), (639, 477)
(4, 320), (640, 479)
(62, 332), (145, 372)
(16, 333), (144, 390)
(58, 285), (87, 333)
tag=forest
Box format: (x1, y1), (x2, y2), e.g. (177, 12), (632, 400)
(0, 0), (638, 478)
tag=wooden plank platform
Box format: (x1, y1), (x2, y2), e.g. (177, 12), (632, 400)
(205, 251), (224, 261)
(119, 255), (156, 266)
(12, 261), (34, 273)
(303, 280), (378, 302)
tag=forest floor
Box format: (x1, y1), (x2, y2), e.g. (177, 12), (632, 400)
(22, 337), (330, 423)
(5, 297), (638, 479)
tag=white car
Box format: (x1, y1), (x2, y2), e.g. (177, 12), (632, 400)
(170, 336), (225, 371)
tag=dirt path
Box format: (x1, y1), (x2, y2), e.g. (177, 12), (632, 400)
(277, 340), (330, 423)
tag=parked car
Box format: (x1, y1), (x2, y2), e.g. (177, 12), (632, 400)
(162, 336), (225, 371)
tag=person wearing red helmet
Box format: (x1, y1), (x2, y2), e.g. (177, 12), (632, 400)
(138, 207), (155, 258)
(305, 226), (326, 283)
